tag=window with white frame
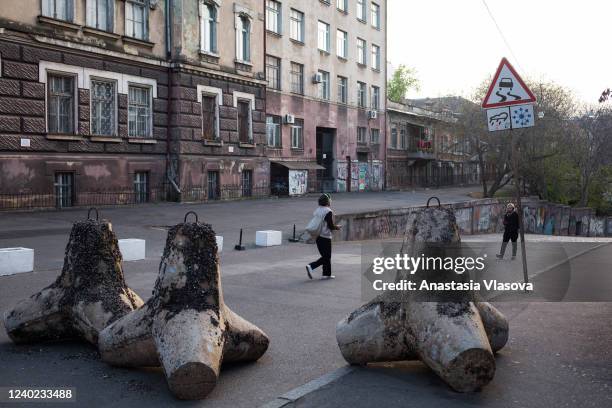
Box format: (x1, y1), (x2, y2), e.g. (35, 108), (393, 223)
(266, 115), (281, 147)
(125, 0), (148, 40)
(337, 76), (347, 104)
(337, 0), (347, 12)
(236, 15), (251, 62)
(371, 85), (380, 110)
(370, 128), (380, 144)
(200, 1), (218, 53)
(336, 29), (348, 58)
(317, 21), (330, 52)
(289, 9), (304, 42)
(266, 55), (281, 90)
(357, 81), (367, 108)
(91, 79), (116, 136)
(47, 73), (75, 134)
(318, 70), (330, 100)
(128, 85), (151, 137)
(357, 38), (366, 65)
(356, 0), (366, 22)
(371, 2), (381, 29)
(266, 0), (281, 34)
(290, 62), (304, 94)
(371, 44), (381, 70)
(86, 0), (113, 31)
(357, 126), (367, 143)
(291, 118), (303, 149)
(42, 0), (74, 22)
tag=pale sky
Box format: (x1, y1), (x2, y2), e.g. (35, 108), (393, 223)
(388, 0), (612, 103)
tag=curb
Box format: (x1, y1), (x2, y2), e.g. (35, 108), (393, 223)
(260, 366), (355, 408)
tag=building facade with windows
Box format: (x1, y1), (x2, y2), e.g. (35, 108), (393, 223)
(0, 0), (169, 207)
(0, 0), (267, 207)
(265, 0), (387, 194)
(386, 99), (480, 190)
(167, 0), (267, 200)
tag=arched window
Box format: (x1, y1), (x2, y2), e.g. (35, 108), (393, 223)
(237, 15), (250, 62)
(200, 2), (218, 53)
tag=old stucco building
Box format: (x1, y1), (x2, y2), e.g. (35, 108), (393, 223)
(264, 0), (387, 194)
(0, 0), (266, 207)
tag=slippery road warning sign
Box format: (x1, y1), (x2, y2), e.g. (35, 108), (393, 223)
(482, 58), (536, 108)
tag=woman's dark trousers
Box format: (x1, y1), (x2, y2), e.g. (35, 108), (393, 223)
(310, 236), (332, 276)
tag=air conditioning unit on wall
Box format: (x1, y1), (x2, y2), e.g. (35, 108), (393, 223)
(368, 110), (378, 120)
(312, 73), (323, 83)
(284, 114), (295, 124)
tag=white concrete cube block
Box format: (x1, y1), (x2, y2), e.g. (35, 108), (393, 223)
(0, 247), (34, 276)
(216, 236), (223, 253)
(118, 239), (146, 261)
(255, 230), (282, 247)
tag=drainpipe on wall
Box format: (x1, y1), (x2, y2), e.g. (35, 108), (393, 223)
(165, 0), (181, 197)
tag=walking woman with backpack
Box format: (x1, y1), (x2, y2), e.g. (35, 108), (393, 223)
(306, 194), (342, 279)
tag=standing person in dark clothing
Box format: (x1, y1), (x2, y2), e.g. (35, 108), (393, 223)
(306, 194), (341, 279)
(497, 203), (520, 260)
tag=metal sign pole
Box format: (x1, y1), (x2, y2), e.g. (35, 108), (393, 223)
(510, 127), (529, 285)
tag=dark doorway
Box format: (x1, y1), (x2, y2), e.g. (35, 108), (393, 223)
(270, 162), (289, 196)
(316, 127), (336, 192)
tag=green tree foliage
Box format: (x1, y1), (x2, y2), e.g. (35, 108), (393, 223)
(387, 65), (420, 102)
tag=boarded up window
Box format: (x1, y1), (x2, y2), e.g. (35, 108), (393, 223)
(202, 95), (217, 140)
(237, 100), (251, 142)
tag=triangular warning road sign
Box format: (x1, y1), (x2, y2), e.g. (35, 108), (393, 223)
(482, 58), (536, 108)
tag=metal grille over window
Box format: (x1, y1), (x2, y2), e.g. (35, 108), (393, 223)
(128, 86), (151, 138)
(55, 172), (74, 208)
(242, 170), (253, 197)
(134, 172), (149, 203)
(91, 80), (115, 136)
(48, 74), (74, 134)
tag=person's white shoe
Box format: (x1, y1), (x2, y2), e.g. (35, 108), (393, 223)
(306, 265), (313, 279)
(321, 275), (335, 280)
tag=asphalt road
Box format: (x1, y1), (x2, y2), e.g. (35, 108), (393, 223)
(0, 189), (611, 407)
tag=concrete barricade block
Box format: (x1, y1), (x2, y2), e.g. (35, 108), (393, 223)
(0, 247), (34, 276)
(118, 239), (146, 261)
(255, 230), (282, 247)
(216, 236), (223, 253)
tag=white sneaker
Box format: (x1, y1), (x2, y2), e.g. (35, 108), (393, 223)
(306, 265), (313, 279)
(321, 275), (336, 280)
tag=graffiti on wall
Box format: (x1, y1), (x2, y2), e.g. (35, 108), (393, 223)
(359, 163), (368, 191)
(289, 170), (307, 196)
(351, 161), (359, 191)
(455, 207), (472, 235)
(336, 162), (348, 192)
(589, 218), (605, 237)
(371, 161), (384, 190)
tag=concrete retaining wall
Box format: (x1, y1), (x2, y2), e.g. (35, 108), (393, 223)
(334, 197), (612, 242)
